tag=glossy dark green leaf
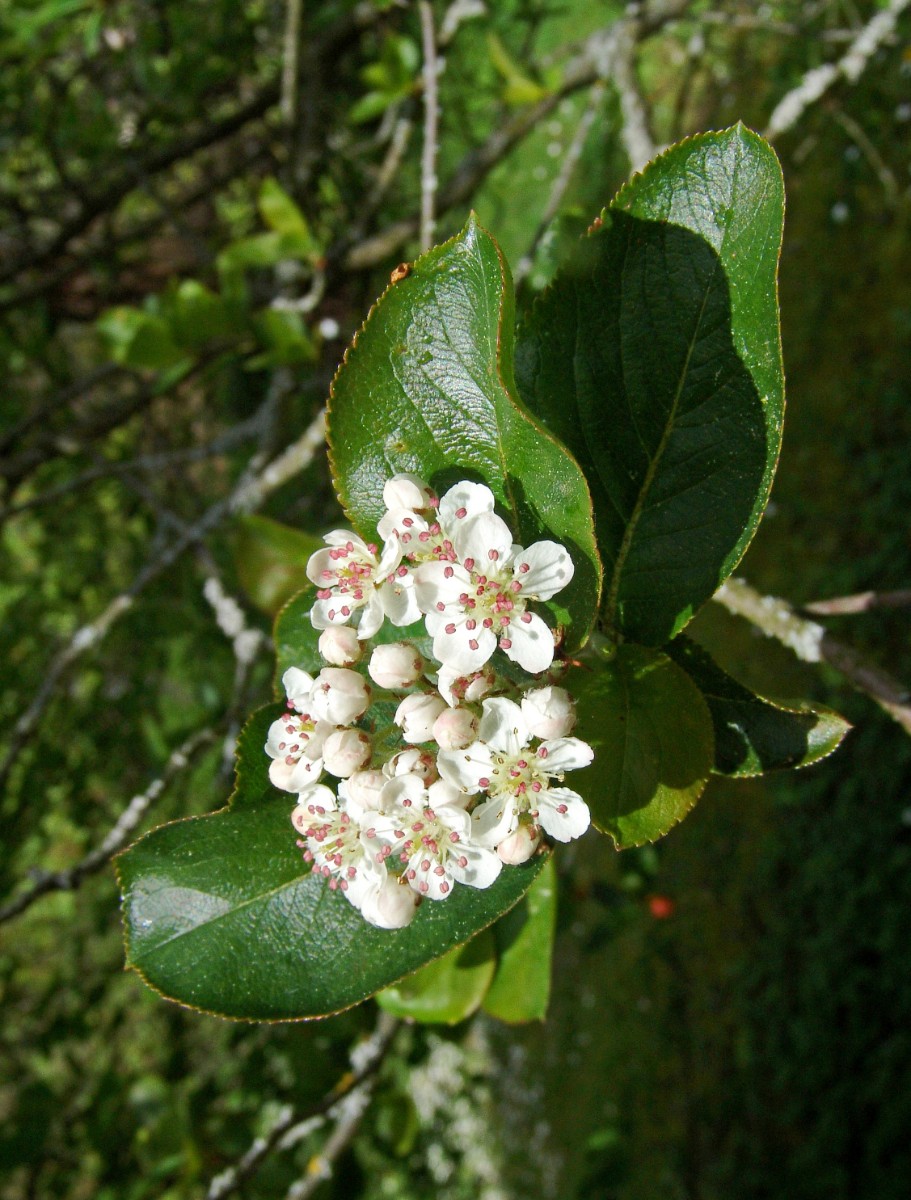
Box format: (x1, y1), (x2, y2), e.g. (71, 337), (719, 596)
(117, 708), (547, 1020)
(233, 516), (323, 616)
(569, 642), (714, 848)
(376, 930), (496, 1024)
(666, 636), (851, 777)
(327, 213), (601, 651)
(482, 854), (556, 1023)
(516, 126), (784, 644)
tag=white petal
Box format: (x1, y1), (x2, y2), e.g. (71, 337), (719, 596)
(375, 533), (405, 577)
(513, 540), (574, 601)
(413, 561), (471, 613)
(538, 736), (594, 775)
(438, 481), (495, 530)
(436, 742), (494, 794)
(452, 510), (513, 569)
(521, 686), (576, 739)
(310, 598), (349, 630)
(536, 786), (590, 842)
(470, 794), (518, 847)
(432, 619), (497, 674)
(477, 697), (529, 756)
(306, 547), (336, 588)
(354, 592), (385, 639)
(427, 778), (471, 810)
(447, 843), (503, 890)
(502, 611), (555, 674)
(379, 575), (421, 626)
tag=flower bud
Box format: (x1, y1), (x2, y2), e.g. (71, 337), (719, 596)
(496, 824), (542, 865)
(311, 667), (370, 725)
(395, 692), (447, 743)
(521, 685), (576, 740)
(322, 728), (372, 778)
(431, 706), (479, 751)
(368, 643), (425, 689)
(360, 877), (421, 929)
(383, 748), (438, 782)
(382, 473), (434, 512)
(281, 666), (315, 712)
(339, 769), (386, 815)
(318, 626), (362, 666)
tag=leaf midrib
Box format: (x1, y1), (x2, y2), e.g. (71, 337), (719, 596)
(603, 251), (720, 633)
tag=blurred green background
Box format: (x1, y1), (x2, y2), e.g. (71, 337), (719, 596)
(2, 1), (911, 1197)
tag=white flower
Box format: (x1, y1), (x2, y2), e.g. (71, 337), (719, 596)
(318, 626), (362, 666)
(307, 530), (418, 638)
(374, 775), (502, 899)
(378, 477), (495, 565)
(311, 667), (370, 726)
(521, 685), (576, 740)
(367, 643), (426, 689)
(413, 508), (574, 675)
(437, 696), (593, 845)
(431, 706), (478, 751)
(394, 692), (447, 743)
(436, 663), (496, 707)
(294, 798), (386, 914)
(322, 728), (372, 778)
(265, 689), (332, 794)
(290, 784), (339, 831)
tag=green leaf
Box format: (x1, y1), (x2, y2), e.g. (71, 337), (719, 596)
(97, 307), (188, 370)
(274, 586), (322, 678)
(250, 308), (315, 367)
(666, 636), (851, 776)
(483, 855), (556, 1023)
(232, 516), (323, 617)
(327, 213), (602, 651)
(258, 178), (313, 243)
(569, 642), (714, 848)
(376, 931), (496, 1024)
(117, 707), (548, 1020)
(217, 230), (315, 274)
(516, 125), (785, 645)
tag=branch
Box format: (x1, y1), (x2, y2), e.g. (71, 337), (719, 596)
(206, 1012), (399, 1200)
(764, 0), (911, 140)
(0, 408), (327, 797)
(612, 14), (658, 173)
(0, 727), (216, 924)
(715, 578), (911, 736)
(418, 1), (441, 253)
(803, 588), (911, 616)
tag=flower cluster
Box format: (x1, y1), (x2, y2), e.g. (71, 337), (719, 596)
(265, 475), (594, 929)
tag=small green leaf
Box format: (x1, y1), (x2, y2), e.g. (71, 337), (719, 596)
(232, 516), (323, 617)
(569, 643), (714, 848)
(251, 308), (315, 366)
(97, 307), (187, 370)
(483, 855), (556, 1023)
(117, 708), (548, 1020)
(258, 178), (313, 244)
(274, 586), (322, 678)
(517, 126), (784, 645)
(328, 214), (601, 651)
(666, 637), (851, 776)
(376, 931), (496, 1024)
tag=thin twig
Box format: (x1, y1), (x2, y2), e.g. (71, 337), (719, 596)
(514, 81), (606, 284)
(613, 15), (657, 173)
(803, 588), (911, 616)
(281, 0), (305, 130)
(0, 408), (326, 797)
(834, 109), (899, 204)
(765, 0), (911, 139)
(0, 728), (216, 924)
(0, 415), (263, 522)
(715, 578), (911, 736)
(418, 1), (440, 253)
(206, 1013), (400, 1200)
